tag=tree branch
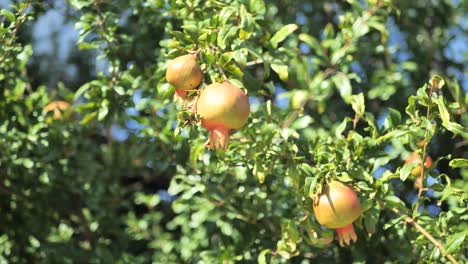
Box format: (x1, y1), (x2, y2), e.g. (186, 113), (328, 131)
(281, 96), (311, 129)
(388, 207), (459, 264)
(415, 84), (434, 213)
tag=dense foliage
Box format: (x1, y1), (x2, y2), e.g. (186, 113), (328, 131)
(1, 0), (467, 263)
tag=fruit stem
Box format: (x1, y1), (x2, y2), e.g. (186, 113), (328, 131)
(205, 127), (230, 151)
(336, 223), (357, 247)
(188, 48), (202, 56)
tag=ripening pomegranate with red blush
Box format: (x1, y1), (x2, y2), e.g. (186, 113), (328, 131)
(313, 180), (362, 247)
(196, 82), (250, 150)
(165, 54), (203, 101)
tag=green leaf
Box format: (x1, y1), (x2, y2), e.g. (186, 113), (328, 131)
(226, 64), (244, 79)
(78, 42), (98, 50)
(416, 84), (431, 106)
(80, 112), (97, 125)
(383, 108), (401, 130)
(400, 163), (417, 181)
(253, 161), (267, 184)
(332, 74), (352, 103)
(449, 159), (468, 168)
(298, 33), (321, 52)
(169, 30), (185, 40)
(383, 215), (404, 230)
(323, 23), (335, 39)
(239, 5), (254, 40)
(444, 232), (466, 255)
(351, 93), (365, 117)
(258, 249), (271, 264)
(353, 17), (370, 37)
(229, 79), (245, 89)
(113, 86), (125, 95)
(14, 158), (34, 168)
(249, 0), (266, 14)
(98, 102), (109, 121)
(271, 63), (288, 81)
(232, 48), (248, 67)
(385, 195), (406, 210)
(331, 46), (350, 65)
(443, 121), (468, 138)
(368, 84), (396, 101)
(69, 0), (92, 9)
(219, 6), (236, 25)
(304, 177), (318, 198)
(217, 26), (238, 50)
(182, 24), (199, 40)
(335, 118), (348, 137)
(433, 96), (450, 124)
(270, 24), (298, 48)
(0, 9), (16, 22)
(405, 96), (418, 122)
(217, 52), (234, 68)
(290, 115), (314, 129)
(75, 80), (100, 99)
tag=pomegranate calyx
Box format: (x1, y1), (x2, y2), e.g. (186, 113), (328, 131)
(205, 127), (230, 150)
(336, 223), (357, 247)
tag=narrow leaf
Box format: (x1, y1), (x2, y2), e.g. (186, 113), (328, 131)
(351, 93), (365, 117)
(449, 159), (468, 168)
(444, 232), (466, 255)
(0, 9), (16, 22)
(270, 24), (298, 48)
(271, 63), (288, 81)
(332, 74), (352, 103)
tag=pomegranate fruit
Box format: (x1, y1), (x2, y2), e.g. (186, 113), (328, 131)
(313, 180), (361, 247)
(44, 100), (72, 120)
(405, 151), (432, 177)
(165, 54), (203, 101)
(196, 82), (250, 150)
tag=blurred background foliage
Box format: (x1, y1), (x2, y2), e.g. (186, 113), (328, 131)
(0, 0), (467, 263)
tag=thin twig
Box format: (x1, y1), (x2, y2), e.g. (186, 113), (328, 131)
(246, 59), (263, 66)
(388, 207), (459, 264)
(281, 67), (336, 129)
(281, 96), (311, 129)
(93, 0), (121, 81)
(93, 1), (113, 49)
(415, 84), (434, 212)
(352, 112), (359, 130)
(454, 139), (468, 148)
(188, 48), (202, 56)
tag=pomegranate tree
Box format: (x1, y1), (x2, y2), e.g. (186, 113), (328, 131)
(312, 180), (361, 247)
(196, 82), (250, 150)
(165, 54), (203, 101)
